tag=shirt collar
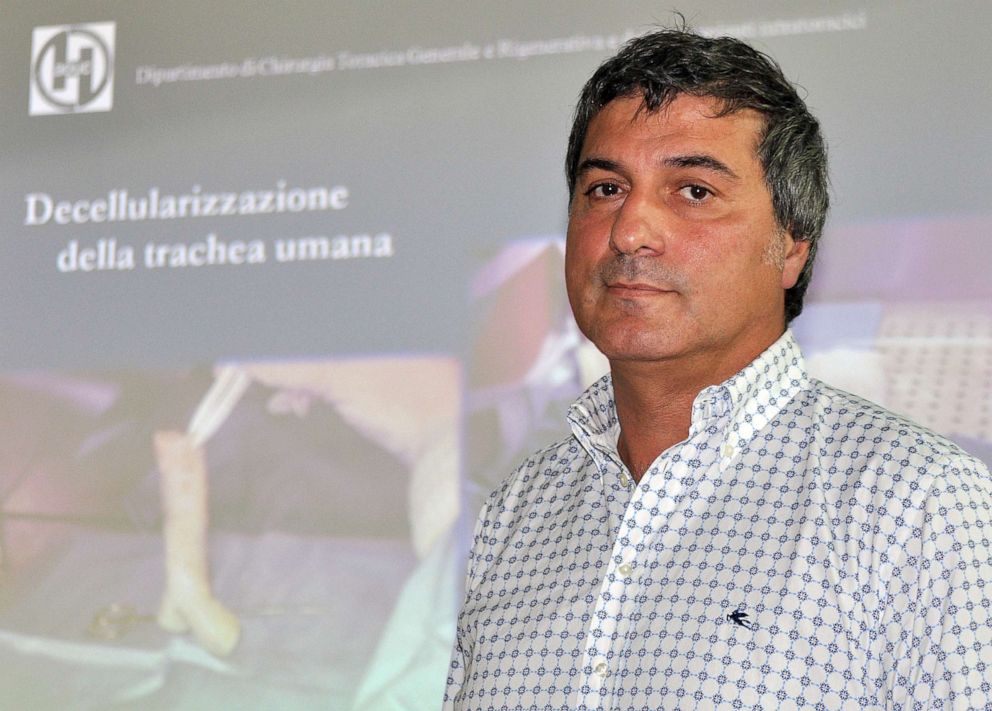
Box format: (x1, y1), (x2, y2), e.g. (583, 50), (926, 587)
(567, 330), (809, 463)
(697, 329), (810, 445)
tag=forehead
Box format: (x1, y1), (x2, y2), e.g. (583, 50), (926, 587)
(581, 94), (766, 163)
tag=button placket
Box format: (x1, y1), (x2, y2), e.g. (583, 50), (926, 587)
(580, 461), (659, 707)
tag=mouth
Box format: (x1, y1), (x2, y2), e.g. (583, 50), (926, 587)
(605, 281), (675, 296)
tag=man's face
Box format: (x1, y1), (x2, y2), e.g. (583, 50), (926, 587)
(565, 93), (808, 369)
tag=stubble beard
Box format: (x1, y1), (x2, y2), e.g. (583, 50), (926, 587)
(594, 252), (687, 292)
(571, 253), (691, 362)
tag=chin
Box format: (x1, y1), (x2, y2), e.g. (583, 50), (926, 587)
(590, 327), (693, 363)
(579, 300), (691, 349)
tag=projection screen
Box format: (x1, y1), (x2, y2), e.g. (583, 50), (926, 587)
(1, 1), (989, 708)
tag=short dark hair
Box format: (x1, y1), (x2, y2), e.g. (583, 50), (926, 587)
(565, 28), (829, 323)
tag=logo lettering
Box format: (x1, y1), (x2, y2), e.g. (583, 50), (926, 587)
(30, 22), (116, 115)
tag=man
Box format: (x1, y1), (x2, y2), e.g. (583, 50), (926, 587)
(445, 28), (992, 711)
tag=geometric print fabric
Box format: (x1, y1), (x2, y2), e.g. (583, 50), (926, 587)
(445, 331), (992, 710)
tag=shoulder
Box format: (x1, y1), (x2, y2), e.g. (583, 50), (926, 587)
(802, 379), (990, 540)
(806, 378), (987, 474)
(481, 434), (591, 520)
(464, 434), (593, 573)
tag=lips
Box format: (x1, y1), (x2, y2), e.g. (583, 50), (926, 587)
(596, 256), (683, 295)
(606, 281), (673, 294)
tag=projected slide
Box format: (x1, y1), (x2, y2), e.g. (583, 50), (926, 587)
(1, 1), (989, 708)
(0, 357), (459, 708)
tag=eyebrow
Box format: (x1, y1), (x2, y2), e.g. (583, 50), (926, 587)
(664, 154), (740, 180)
(575, 157), (622, 178)
(575, 154), (740, 181)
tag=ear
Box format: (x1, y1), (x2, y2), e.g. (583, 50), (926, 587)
(781, 234), (810, 290)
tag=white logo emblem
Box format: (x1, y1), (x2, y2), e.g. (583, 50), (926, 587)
(30, 22), (115, 116)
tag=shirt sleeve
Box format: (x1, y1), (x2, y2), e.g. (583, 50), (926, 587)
(442, 632), (467, 711)
(442, 493), (496, 709)
(882, 454), (992, 708)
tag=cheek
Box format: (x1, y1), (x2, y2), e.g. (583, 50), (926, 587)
(678, 227), (774, 307)
(565, 228), (604, 280)
(563, 248), (592, 309)
(676, 230), (724, 292)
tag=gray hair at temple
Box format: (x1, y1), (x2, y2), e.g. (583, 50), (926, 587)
(565, 28), (829, 323)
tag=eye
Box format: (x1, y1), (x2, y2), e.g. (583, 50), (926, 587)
(679, 184), (712, 203)
(584, 182), (622, 198)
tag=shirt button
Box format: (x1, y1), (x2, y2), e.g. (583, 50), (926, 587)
(594, 660), (608, 677)
(619, 472), (631, 487)
(721, 443), (736, 458)
(618, 562), (633, 577)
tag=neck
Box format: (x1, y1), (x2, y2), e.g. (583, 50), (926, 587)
(610, 334), (782, 481)
(610, 363), (699, 481)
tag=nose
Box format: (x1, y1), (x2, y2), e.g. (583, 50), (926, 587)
(608, 190), (668, 256)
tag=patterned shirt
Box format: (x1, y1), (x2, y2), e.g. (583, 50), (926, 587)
(445, 331), (992, 710)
